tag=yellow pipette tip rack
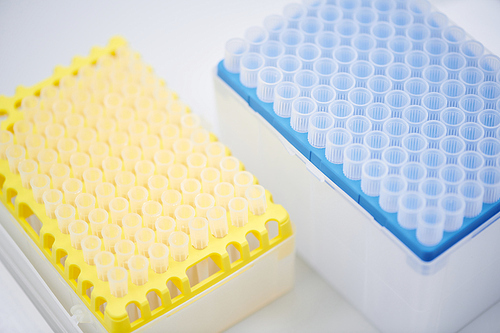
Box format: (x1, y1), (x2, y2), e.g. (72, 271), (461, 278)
(0, 36), (293, 332)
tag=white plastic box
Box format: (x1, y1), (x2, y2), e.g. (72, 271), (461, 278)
(0, 200), (295, 332)
(214, 72), (500, 333)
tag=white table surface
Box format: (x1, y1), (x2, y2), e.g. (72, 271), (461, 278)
(1, 0), (500, 332)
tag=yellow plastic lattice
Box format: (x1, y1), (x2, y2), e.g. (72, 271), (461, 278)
(0, 36), (293, 332)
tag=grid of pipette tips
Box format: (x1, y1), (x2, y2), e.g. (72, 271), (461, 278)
(0, 38), (292, 332)
(223, 0), (500, 247)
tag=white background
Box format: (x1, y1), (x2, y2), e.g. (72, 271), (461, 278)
(1, 0), (500, 331)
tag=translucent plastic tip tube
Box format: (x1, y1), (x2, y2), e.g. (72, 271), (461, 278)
(228, 197), (249, 227)
(459, 67), (484, 95)
(263, 15), (287, 41)
(135, 227), (155, 257)
(354, 7), (378, 34)
(224, 38), (248, 74)
(55, 204), (75, 234)
(352, 34), (376, 62)
(115, 240), (135, 269)
(478, 81), (500, 110)
(439, 194), (465, 232)
(423, 65), (447, 93)
(154, 216), (175, 246)
(18, 159), (38, 189)
(69, 152), (90, 181)
(108, 267), (128, 298)
(219, 157), (239, 185)
(145, 175), (167, 203)
(75, 193), (96, 223)
(383, 118), (409, 147)
(280, 30), (305, 56)
(43, 189), (63, 219)
(367, 75), (392, 103)
(169, 231), (189, 262)
(404, 77), (429, 105)
(167, 164), (188, 192)
(425, 11), (449, 38)
(459, 181), (484, 218)
(13, 120), (32, 147)
(478, 167), (500, 204)
(424, 38), (448, 66)
(240, 53), (265, 88)
(214, 182), (235, 211)
(30, 174), (50, 204)
(6, 144), (25, 174)
(372, 22), (395, 48)
(364, 131), (390, 160)
(205, 206), (227, 238)
(382, 146), (409, 175)
(386, 90), (411, 118)
(95, 251), (115, 282)
(326, 128), (353, 164)
(174, 204), (196, 234)
(128, 186), (149, 214)
(403, 105), (428, 133)
(335, 19), (359, 45)
(440, 107), (465, 136)
(318, 5), (342, 31)
(407, 23), (430, 51)
(388, 36), (412, 64)
(141, 200), (161, 230)
(373, 0), (395, 21)
(386, 63), (411, 90)
(440, 80), (465, 107)
(479, 54), (500, 82)
(299, 17), (324, 43)
(441, 53), (466, 80)
(439, 164), (465, 193)
(439, 136), (466, 164)
(398, 192), (425, 229)
(257, 67), (283, 103)
(350, 61), (375, 88)
(135, 160), (155, 187)
(113, 171), (134, 198)
(421, 120), (446, 149)
(83, 167), (103, 196)
(0, 130), (12, 160)
(189, 217), (209, 250)
(294, 70), (319, 97)
(283, 3), (307, 29)
(348, 88), (373, 115)
(460, 40), (484, 67)
(149, 243), (169, 274)
(343, 144), (370, 180)
(379, 175), (407, 213)
(329, 100), (354, 128)
(361, 160), (388, 196)
(297, 43), (321, 70)
(273, 82), (300, 118)
(261, 41), (285, 67)
(68, 220), (88, 250)
(331, 73), (356, 100)
(346, 115), (371, 144)
(119, 146), (142, 174)
(244, 26), (268, 53)
(308, 112), (335, 148)
(205, 142), (226, 169)
(419, 178), (446, 206)
(390, 10), (413, 36)
(416, 207), (445, 246)
(290, 97), (317, 133)
(402, 133), (427, 162)
(459, 151), (485, 181)
(311, 85), (336, 112)
(334, 46), (357, 73)
(128, 255), (149, 286)
(88, 208), (109, 237)
(315, 32), (340, 59)
(245, 185), (267, 215)
(81, 236), (101, 265)
(478, 137), (500, 166)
